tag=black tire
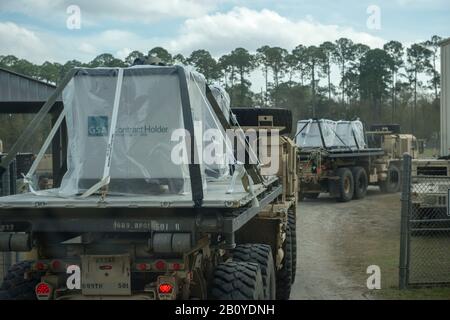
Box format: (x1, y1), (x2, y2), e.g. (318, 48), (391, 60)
(276, 224), (292, 300)
(351, 167), (368, 200)
(231, 108), (292, 135)
(0, 261), (41, 300)
(232, 244), (276, 300)
(379, 165), (401, 193)
(335, 168), (354, 202)
(288, 207), (297, 284)
(210, 261), (265, 300)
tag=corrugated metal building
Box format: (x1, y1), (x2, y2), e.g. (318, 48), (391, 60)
(441, 38), (450, 156)
(0, 67), (60, 113)
(441, 38), (450, 157)
(0, 67), (62, 280)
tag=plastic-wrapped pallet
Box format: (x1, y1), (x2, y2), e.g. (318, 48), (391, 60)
(296, 119), (366, 150)
(55, 66), (232, 197)
(333, 120), (366, 149)
(296, 119), (337, 148)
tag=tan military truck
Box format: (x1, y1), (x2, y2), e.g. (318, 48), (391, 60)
(410, 159), (450, 234)
(0, 66), (298, 300)
(408, 38), (450, 232)
(296, 121), (419, 202)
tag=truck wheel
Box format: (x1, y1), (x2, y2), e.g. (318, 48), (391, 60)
(335, 168), (354, 202)
(288, 207), (297, 284)
(210, 261), (265, 300)
(0, 261), (41, 300)
(351, 167), (368, 200)
(232, 244), (276, 300)
(276, 224), (292, 300)
(379, 165), (401, 193)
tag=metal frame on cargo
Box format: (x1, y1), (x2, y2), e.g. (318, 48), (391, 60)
(0, 65), (298, 301)
(0, 65), (280, 246)
(296, 118), (384, 160)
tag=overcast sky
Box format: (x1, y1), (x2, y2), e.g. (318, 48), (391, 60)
(1, 0), (449, 65)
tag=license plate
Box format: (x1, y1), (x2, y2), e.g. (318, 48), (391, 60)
(81, 254), (131, 296)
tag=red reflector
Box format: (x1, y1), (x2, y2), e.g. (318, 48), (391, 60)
(35, 283), (51, 296)
(155, 260), (166, 271)
(137, 263), (147, 271)
(172, 263), (181, 271)
(158, 283), (173, 294)
(35, 262), (46, 271)
(51, 260), (61, 270)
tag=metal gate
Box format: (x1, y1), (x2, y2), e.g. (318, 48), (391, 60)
(399, 154), (450, 288)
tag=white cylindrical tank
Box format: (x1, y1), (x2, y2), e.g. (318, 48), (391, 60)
(440, 38), (450, 157)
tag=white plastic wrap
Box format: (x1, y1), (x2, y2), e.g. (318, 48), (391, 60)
(54, 66), (232, 197)
(333, 120), (366, 149)
(296, 119), (337, 148)
(187, 72), (232, 181)
(296, 119), (366, 150)
(209, 84), (231, 122)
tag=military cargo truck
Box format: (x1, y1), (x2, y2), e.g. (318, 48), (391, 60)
(295, 119), (419, 202)
(0, 66), (297, 300)
(409, 38), (450, 231)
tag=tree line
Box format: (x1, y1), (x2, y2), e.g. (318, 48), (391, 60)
(0, 35), (443, 146)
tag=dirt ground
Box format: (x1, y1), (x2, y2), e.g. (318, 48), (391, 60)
(291, 187), (450, 300)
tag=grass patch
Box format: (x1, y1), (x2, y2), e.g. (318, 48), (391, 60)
(419, 148), (439, 159)
(373, 287), (450, 300)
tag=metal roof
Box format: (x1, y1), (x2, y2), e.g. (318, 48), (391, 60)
(439, 37), (450, 47)
(0, 67), (62, 114)
(0, 67), (57, 102)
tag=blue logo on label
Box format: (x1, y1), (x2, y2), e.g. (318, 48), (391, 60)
(88, 116), (108, 136)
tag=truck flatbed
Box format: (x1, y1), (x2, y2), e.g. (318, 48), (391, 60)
(298, 147), (384, 160)
(0, 178), (282, 237)
(0, 176), (278, 210)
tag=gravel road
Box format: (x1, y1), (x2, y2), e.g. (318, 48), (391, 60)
(291, 187), (402, 300)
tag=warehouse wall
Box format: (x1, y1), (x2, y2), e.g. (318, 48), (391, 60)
(441, 39), (450, 157)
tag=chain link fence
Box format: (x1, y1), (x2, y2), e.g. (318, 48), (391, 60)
(400, 154), (450, 288)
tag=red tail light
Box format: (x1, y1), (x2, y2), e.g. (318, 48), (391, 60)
(35, 282), (52, 300)
(137, 263), (148, 271)
(155, 260), (166, 271)
(172, 263), (181, 271)
(35, 261), (46, 271)
(158, 283), (173, 294)
(51, 260), (62, 271)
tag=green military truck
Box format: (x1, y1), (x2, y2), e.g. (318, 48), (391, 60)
(0, 65), (297, 300)
(296, 120), (419, 202)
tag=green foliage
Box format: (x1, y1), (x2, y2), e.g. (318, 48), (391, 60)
(125, 50), (144, 66)
(359, 49), (393, 120)
(88, 53), (126, 68)
(0, 36), (443, 145)
(148, 47), (173, 64)
(187, 49), (222, 83)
